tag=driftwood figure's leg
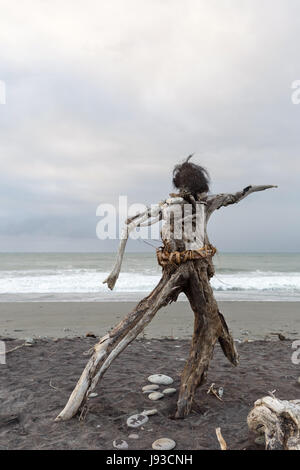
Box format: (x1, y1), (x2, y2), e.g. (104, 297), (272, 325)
(55, 267), (187, 422)
(55, 257), (237, 422)
(175, 261), (238, 418)
(218, 311), (239, 366)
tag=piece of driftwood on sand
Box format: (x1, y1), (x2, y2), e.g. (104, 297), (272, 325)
(248, 396), (300, 450)
(55, 163), (276, 422)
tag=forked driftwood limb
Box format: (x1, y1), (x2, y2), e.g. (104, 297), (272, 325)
(55, 266), (185, 421)
(55, 258), (238, 421)
(247, 396), (300, 450)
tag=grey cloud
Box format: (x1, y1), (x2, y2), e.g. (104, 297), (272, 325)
(0, 0), (299, 251)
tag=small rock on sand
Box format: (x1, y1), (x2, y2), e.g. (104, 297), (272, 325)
(113, 439), (128, 449)
(148, 392), (164, 401)
(142, 384), (160, 392)
(162, 388), (176, 395)
(142, 409), (158, 416)
(85, 332), (96, 338)
(88, 392), (98, 398)
(255, 435), (265, 446)
(127, 414), (149, 428)
(24, 338), (35, 345)
(152, 438), (176, 450)
(148, 374), (173, 385)
(128, 433), (139, 439)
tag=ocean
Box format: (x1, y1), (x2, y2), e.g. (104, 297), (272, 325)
(0, 252), (299, 302)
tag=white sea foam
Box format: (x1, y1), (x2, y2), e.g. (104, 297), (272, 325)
(1, 252), (300, 301)
(211, 271), (300, 292)
(1, 269), (300, 296)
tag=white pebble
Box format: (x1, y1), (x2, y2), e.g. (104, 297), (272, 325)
(148, 392), (164, 401)
(152, 438), (176, 450)
(142, 384), (160, 392)
(127, 413), (149, 428)
(24, 338), (35, 344)
(255, 436), (265, 446)
(128, 433), (139, 439)
(163, 388), (176, 396)
(113, 439), (128, 450)
(142, 409), (158, 416)
(148, 374), (173, 385)
(88, 392), (98, 398)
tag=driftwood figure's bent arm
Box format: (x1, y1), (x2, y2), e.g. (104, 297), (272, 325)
(103, 205), (162, 290)
(206, 185), (278, 218)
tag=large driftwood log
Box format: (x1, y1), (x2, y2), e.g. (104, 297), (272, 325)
(55, 258), (238, 421)
(248, 396), (300, 450)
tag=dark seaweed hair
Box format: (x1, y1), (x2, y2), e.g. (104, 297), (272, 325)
(172, 155), (210, 196)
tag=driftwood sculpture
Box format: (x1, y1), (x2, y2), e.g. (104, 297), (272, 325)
(55, 157), (277, 421)
(248, 396), (300, 450)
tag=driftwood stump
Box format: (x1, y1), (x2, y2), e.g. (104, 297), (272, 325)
(55, 257), (238, 421)
(248, 397), (300, 450)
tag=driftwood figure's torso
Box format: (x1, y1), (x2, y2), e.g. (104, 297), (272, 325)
(55, 184), (276, 422)
(161, 196), (207, 252)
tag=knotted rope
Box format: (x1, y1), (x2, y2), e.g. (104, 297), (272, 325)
(156, 244), (217, 267)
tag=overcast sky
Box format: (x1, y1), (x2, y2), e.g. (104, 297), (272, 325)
(0, 0), (299, 252)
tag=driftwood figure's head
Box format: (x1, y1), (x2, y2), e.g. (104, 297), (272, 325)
(173, 155), (210, 197)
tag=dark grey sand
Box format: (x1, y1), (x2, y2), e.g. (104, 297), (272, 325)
(0, 302), (300, 450)
(0, 337), (299, 450)
(0, 301), (299, 340)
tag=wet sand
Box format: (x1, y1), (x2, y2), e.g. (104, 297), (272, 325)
(0, 301), (299, 341)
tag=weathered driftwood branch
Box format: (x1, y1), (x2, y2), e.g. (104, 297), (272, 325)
(103, 204), (162, 290)
(55, 266), (185, 421)
(55, 258), (238, 421)
(206, 185), (278, 218)
(175, 261), (238, 418)
(247, 396), (300, 450)
(216, 427), (227, 450)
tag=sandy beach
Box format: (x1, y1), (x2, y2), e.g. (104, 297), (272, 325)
(1, 336), (299, 450)
(0, 301), (299, 341)
(1, 301), (299, 450)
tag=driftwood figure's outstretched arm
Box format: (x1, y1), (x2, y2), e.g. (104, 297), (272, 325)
(206, 185), (278, 218)
(103, 204), (162, 290)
